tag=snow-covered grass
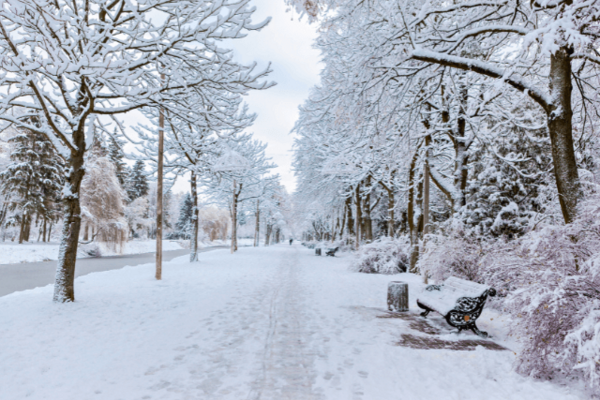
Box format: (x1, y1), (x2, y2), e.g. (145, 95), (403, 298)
(1, 240), (186, 264)
(0, 245), (589, 399)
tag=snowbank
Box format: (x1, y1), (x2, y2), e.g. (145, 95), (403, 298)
(0, 244), (588, 399)
(1, 240), (185, 264)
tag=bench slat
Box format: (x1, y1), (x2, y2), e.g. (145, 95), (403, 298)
(444, 277), (489, 298)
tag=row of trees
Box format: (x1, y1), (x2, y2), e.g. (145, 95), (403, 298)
(0, 0), (281, 302)
(288, 0), (600, 388)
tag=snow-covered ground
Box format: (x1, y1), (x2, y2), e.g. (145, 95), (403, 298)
(0, 245), (588, 399)
(1, 239), (229, 264)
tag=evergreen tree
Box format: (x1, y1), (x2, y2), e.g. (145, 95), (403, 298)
(107, 134), (129, 188)
(127, 160), (149, 201)
(171, 193), (193, 239)
(0, 129), (65, 243)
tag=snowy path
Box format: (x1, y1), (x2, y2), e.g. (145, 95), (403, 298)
(0, 245), (587, 399)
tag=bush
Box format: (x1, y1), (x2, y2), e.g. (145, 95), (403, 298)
(351, 237), (409, 274)
(79, 243), (102, 258)
(419, 223), (488, 283)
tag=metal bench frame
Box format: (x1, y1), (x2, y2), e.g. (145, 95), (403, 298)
(417, 281), (496, 338)
(325, 247), (339, 257)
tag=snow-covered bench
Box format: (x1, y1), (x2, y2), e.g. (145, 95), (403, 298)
(417, 277), (496, 338)
(325, 247), (339, 257)
(325, 247), (340, 257)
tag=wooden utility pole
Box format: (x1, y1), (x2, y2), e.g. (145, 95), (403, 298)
(190, 172), (199, 262)
(156, 95), (164, 280)
(231, 179), (237, 254)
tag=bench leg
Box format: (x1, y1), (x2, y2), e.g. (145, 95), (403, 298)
(470, 324), (489, 338)
(416, 300), (432, 317)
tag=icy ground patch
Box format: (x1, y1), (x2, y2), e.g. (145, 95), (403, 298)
(0, 245), (587, 399)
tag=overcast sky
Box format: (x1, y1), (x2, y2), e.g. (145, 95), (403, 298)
(171, 1), (322, 194)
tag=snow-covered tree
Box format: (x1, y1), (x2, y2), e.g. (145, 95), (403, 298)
(80, 156), (127, 252)
(108, 135), (130, 190)
(0, 0), (273, 301)
(0, 129), (64, 243)
(170, 193), (194, 240)
(127, 161), (150, 202)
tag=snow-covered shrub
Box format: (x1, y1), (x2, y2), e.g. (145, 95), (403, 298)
(351, 237), (409, 274)
(486, 194), (600, 387)
(80, 243), (102, 258)
(419, 223), (487, 283)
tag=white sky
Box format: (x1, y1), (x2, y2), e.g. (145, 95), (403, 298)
(171, 1), (322, 195)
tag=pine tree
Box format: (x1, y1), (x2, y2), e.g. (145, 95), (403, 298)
(127, 160), (149, 201)
(107, 134), (129, 189)
(172, 193), (194, 239)
(0, 129), (65, 243)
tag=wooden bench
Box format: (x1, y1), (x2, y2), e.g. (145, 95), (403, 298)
(416, 277), (496, 338)
(325, 247), (339, 257)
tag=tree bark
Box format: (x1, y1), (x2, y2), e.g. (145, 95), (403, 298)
(190, 172), (199, 262)
(156, 101), (164, 280)
(408, 150), (420, 273)
(254, 200), (260, 247)
(230, 180), (238, 253)
(53, 142), (86, 302)
(548, 47), (579, 223)
(345, 196), (354, 236)
(265, 223), (272, 246)
(363, 177), (373, 242)
(354, 185), (361, 250)
(454, 79), (469, 210)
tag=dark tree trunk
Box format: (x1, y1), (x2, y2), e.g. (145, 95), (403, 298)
(354, 185), (361, 250)
(53, 143), (86, 302)
(548, 47), (579, 224)
(190, 172), (199, 262)
(265, 224), (272, 246)
(345, 196), (354, 236)
(254, 200), (260, 247)
(408, 150), (420, 272)
(363, 177), (373, 242)
(454, 80), (469, 210)
(42, 219), (47, 242)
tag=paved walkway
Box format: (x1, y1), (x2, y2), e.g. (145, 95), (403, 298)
(0, 247), (226, 297)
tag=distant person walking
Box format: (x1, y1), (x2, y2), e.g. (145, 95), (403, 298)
(289, 238), (293, 245)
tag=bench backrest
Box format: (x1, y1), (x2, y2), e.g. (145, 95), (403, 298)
(444, 277), (489, 298)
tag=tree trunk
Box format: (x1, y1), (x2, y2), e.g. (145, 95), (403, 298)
(423, 136), (431, 236)
(339, 206), (347, 239)
(156, 101), (164, 280)
(363, 177), (373, 242)
(387, 188), (395, 237)
(254, 200), (260, 247)
(548, 47), (579, 224)
(231, 180), (238, 254)
(53, 144), (86, 303)
(345, 196), (354, 237)
(408, 150), (420, 273)
(24, 215), (31, 242)
(454, 80), (469, 210)
(354, 185), (361, 250)
(265, 224), (272, 246)
(18, 213), (26, 244)
(83, 223), (89, 241)
(42, 219), (47, 242)
(190, 172), (199, 262)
